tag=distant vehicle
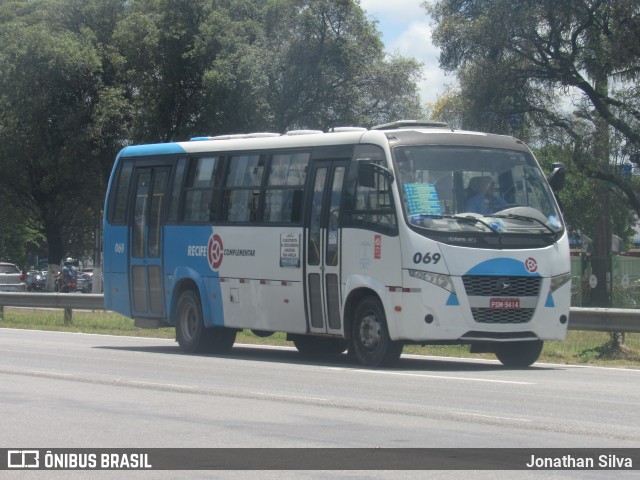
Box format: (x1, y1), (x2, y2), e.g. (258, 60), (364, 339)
(0, 262), (27, 292)
(54, 258), (79, 293)
(77, 271), (93, 293)
(26, 270), (47, 291)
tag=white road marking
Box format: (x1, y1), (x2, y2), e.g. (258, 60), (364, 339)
(453, 411), (533, 422)
(26, 370), (72, 377)
(251, 392), (328, 402)
(129, 380), (197, 389)
(329, 367), (535, 385)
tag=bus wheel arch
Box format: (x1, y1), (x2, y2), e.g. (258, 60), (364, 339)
(173, 284), (236, 354)
(170, 278), (200, 325)
(345, 290), (403, 367)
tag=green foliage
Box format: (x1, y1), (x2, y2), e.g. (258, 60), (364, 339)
(0, 0), (423, 263)
(426, 0), (640, 216)
(535, 143), (635, 243)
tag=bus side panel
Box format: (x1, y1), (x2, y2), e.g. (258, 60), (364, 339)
(214, 227), (306, 333)
(163, 225), (306, 333)
(218, 278), (306, 333)
(103, 224), (131, 317)
(340, 228), (403, 338)
(163, 225), (223, 328)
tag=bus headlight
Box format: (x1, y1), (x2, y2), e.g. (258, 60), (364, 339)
(549, 272), (571, 293)
(408, 269), (456, 294)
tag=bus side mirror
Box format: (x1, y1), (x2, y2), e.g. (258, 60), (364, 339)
(547, 162), (566, 193)
(358, 162), (394, 188)
(358, 162), (376, 188)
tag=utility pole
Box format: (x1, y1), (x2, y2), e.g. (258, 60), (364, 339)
(93, 212), (103, 294)
(589, 71), (612, 308)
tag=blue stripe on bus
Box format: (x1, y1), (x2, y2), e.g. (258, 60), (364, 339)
(164, 225), (225, 328)
(465, 258), (540, 277)
(446, 293), (459, 306)
(119, 143), (186, 157)
(545, 293), (555, 308)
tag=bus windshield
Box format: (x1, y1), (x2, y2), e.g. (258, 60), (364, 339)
(393, 145), (564, 236)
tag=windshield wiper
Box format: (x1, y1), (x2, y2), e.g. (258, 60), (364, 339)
(416, 214), (502, 235)
(490, 213), (559, 237)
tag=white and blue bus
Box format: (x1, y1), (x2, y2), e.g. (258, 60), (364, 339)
(103, 120), (571, 367)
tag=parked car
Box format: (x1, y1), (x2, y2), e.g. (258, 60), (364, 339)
(0, 262), (27, 292)
(76, 271), (93, 293)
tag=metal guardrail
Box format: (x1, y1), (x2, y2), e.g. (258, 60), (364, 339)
(568, 307), (640, 333)
(0, 292), (105, 310)
(0, 292), (105, 323)
(0, 292), (639, 332)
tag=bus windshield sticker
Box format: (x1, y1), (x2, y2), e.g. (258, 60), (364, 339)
(403, 183), (442, 216)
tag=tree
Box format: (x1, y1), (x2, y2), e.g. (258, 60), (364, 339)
(426, 0), (640, 312)
(425, 0), (640, 214)
(0, 0), (424, 275)
(248, 0), (424, 131)
(0, 0), (127, 280)
(115, 0), (425, 137)
(534, 143), (635, 243)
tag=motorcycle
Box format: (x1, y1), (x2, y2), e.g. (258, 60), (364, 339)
(54, 269), (77, 293)
(26, 271), (47, 291)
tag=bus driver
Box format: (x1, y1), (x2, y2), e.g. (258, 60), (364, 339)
(465, 176), (507, 215)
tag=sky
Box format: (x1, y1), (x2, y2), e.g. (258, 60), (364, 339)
(359, 0), (452, 107)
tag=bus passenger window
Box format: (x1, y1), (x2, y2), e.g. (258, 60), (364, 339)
(182, 156), (222, 223)
(263, 152), (309, 223)
(222, 154), (266, 223)
(225, 190), (260, 222)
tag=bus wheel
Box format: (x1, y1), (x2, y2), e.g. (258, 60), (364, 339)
(350, 296), (403, 367)
(292, 335), (348, 355)
(495, 340), (543, 368)
(175, 290), (209, 353)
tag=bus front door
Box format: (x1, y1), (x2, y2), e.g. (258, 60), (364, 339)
(305, 161), (346, 335)
(130, 166), (169, 318)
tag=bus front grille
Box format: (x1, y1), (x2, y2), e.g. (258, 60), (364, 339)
(462, 275), (541, 296)
(470, 308), (535, 324)
(462, 275), (540, 324)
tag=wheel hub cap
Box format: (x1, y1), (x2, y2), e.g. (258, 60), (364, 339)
(359, 313), (381, 349)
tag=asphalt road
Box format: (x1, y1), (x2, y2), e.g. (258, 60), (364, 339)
(1, 328), (639, 479)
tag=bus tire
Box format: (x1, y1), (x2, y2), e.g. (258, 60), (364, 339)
(175, 289), (210, 353)
(292, 335), (348, 355)
(495, 340), (543, 368)
(349, 296), (403, 367)
(208, 327), (236, 354)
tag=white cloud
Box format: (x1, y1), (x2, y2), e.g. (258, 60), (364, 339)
(359, 0), (454, 106)
(388, 20), (453, 106)
(359, 0), (426, 23)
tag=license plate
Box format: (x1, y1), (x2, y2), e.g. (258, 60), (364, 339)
(490, 298), (520, 309)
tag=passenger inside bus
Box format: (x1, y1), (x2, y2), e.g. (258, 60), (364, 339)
(465, 176), (507, 215)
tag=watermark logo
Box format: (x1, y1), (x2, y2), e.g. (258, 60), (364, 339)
(8, 450), (39, 469)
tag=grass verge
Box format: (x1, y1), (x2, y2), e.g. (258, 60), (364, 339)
(2, 308), (639, 367)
